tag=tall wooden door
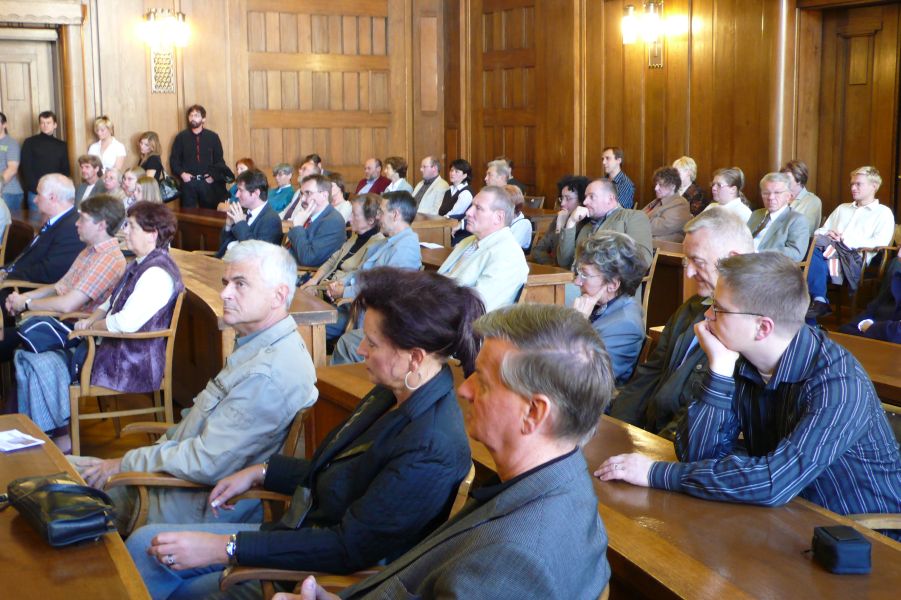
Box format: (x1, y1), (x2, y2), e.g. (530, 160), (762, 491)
(817, 4), (900, 218)
(0, 35), (58, 141)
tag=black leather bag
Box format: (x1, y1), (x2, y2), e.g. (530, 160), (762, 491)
(159, 172), (181, 202)
(811, 525), (872, 574)
(7, 472), (117, 547)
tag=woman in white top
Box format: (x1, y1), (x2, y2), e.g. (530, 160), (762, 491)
(505, 184), (534, 251)
(439, 158), (475, 218)
(704, 166), (752, 223)
(328, 173), (353, 222)
(88, 116), (127, 172)
(382, 156), (414, 194)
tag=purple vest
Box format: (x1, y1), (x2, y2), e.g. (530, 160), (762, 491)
(90, 248), (184, 392)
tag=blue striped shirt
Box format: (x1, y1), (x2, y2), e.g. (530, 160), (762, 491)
(649, 326), (901, 529)
(610, 171), (635, 209)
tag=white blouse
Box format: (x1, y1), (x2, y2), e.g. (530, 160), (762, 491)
(88, 137), (127, 171)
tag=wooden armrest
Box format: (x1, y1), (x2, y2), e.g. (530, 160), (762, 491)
(121, 422), (175, 437)
(104, 471), (208, 491)
(0, 279), (42, 291)
(69, 328), (173, 340)
(848, 513), (901, 530)
(297, 265), (318, 273)
(335, 297), (352, 307)
(220, 566), (382, 592)
(193, 250), (218, 256)
(230, 489), (292, 504)
(19, 310), (92, 320)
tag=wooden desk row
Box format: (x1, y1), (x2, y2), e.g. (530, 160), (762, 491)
(0, 414), (149, 599)
(313, 363), (901, 600)
(173, 207), (458, 251)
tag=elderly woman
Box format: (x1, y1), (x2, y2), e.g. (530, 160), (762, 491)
(268, 163), (295, 213)
(704, 166), (752, 223)
(531, 175), (590, 265)
(88, 115), (127, 172)
(102, 167), (125, 200)
(301, 194), (384, 293)
(138, 131), (165, 183)
(15, 201), (184, 453)
(644, 166), (691, 242)
(328, 172), (352, 222)
(126, 267), (481, 600)
(382, 156), (413, 193)
(438, 158), (474, 218)
(572, 232), (647, 385)
(673, 156), (708, 215)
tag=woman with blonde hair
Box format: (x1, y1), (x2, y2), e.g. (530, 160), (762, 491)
(672, 155), (708, 215)
(138, 131), (165, 183)
(89, 116), (127, 172)
(134, 176), (163, 204)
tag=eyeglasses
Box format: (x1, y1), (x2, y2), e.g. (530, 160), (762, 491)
(710, 182), (731, 189)
(573, 268), (602, 280)
(707, 298), (765, 320)
(761, 189), (789, 197)
(300, 190), (320, 197)
(681, 256), (710, 270)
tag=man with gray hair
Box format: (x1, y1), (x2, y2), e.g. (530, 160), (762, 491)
(438, 185), (528, 312)
(610, 208), (754, 437)
(75, 241), (318, 529)
(293, 303), (613, 600)
(746, 172), (809, 261)
(598, 253), (901, 538)
(484, 159), (511, 187)
(412, 155), (450, 215)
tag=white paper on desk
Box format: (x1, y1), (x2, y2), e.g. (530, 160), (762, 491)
(419, 242), (444, 249)
(0, 429), (46, 452)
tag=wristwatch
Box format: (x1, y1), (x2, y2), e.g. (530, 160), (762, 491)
(225, 534), (238, 565)
(24, 297), (32, 310)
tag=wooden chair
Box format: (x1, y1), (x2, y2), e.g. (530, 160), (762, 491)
(523, 195), (545, 209)
(0, 223), (10, 265)
(103, 406), (313, 535)
(67, 291), (185, 456)
(641, 249), (660, 331)
(798, 236), (815, 275)
(832, 225), (901, 322)
(218, 464), (478, 599)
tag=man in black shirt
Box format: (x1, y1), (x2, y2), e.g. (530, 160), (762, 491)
(169, 105), (230, 209)
(19, 111), (70, 210)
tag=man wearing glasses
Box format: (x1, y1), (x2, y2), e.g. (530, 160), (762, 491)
(285, 174), (346, 267)
(596, 252), (901, 533)
(746, 172), (809, 261)
(609, 209), (753, 437)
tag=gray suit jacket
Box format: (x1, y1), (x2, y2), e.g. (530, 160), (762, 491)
(747, 207), (810, 261)
(341, 451), (610, 600)
(556, 208), (653, 269)
(75, 181), (104, 206)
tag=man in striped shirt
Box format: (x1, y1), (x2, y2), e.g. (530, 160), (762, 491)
(597, 252), (901, 537)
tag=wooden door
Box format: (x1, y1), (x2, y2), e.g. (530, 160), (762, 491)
(817, 4), (900, 218)
(0, 35), (58, 141)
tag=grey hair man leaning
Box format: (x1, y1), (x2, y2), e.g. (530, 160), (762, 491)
(73, 241), (318, 530)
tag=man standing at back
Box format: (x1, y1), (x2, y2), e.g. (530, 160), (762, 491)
(610, 209), (754, 437)
(19, 111), (70, 210)
(170, 105), (229, 209)
(555, 178), (652, 269)
(76, 241), (318, 528)
(602, 146), (635, 209)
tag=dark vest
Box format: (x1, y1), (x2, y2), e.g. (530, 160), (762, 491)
(90, 248), (184, 392)
(438, 184), (473, 217)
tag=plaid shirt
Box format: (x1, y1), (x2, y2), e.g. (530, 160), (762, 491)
(54, 237), (126, 312)
(649, 325), (901, 524)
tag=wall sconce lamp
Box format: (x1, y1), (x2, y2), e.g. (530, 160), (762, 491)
(140, 9), (190, 94)
(622, 2), (664, 69)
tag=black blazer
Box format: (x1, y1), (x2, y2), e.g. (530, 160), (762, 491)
(215, 202), (283, 257)
(4, 207), (82, 283)
(234, 366), (471, 573)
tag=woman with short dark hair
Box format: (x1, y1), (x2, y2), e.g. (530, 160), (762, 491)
(382, 156), (413, 194)
(644, 166), (691, 242)
(572, 232), (647, 385)
(127, 267), (482, 600)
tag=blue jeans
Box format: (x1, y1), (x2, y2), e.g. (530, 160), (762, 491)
(2, 192), (24, 211)
(806, 247), (828, 300)
(127, 522), (261, 600)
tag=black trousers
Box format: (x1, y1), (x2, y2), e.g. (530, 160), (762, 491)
(179, 178), (219, 209)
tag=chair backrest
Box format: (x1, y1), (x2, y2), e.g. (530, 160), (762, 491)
(0, 223), (9, 265)
(798, 236), (815, 274)
(523, 196), (545, 209)
(160, 290), (186, 390)
(282, 406), (313, 459)
(449, 463), (477, 518)
(641, 249), (659, 330)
